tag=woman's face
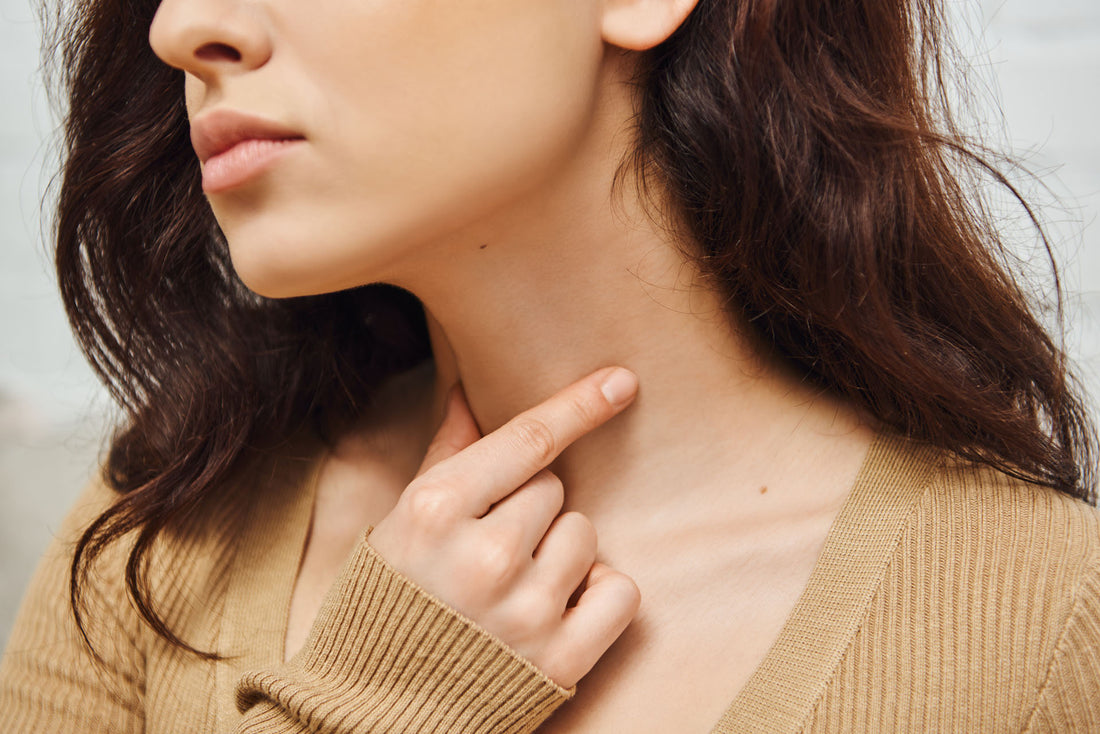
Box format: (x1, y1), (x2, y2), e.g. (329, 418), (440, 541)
(149, 0), (607, 298)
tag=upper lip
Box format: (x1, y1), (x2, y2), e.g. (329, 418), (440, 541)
(190, 109), (305, 164)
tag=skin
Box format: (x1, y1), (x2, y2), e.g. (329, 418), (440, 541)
(149, 0), (878, 729)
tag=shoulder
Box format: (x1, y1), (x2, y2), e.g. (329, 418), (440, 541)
(916, 454), (1100, 598)
(914, 461), (1100, 731)
(904, 452), (1100, 705)
(853, 432), (1100, 616)
(817, 445), (1100, 728)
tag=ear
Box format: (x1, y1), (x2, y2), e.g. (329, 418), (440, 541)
(600, 0), (701, 51)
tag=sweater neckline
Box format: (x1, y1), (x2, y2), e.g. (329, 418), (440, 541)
(709, 430), (942, 733)
(218, 430), (940, 732)
(214, 440), (329, 731)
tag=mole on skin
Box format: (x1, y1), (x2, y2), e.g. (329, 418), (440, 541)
(759, 485), (768, 495)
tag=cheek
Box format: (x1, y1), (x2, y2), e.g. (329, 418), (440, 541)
(319, 6), (604, 235)
(339, 5), (602, 193)
(216, 1), (607, 298)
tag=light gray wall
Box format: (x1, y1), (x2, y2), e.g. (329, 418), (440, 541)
(2, 0), (113, 651)
(2, 0), (1099, 648)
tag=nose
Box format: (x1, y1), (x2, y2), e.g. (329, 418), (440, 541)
(148, 0), (272, 83)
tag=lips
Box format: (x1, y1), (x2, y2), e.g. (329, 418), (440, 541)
(190, 109), (306, 193)
(190, 109), (305, 165)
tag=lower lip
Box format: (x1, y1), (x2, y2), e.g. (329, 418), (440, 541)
(201, 138), (305, 193)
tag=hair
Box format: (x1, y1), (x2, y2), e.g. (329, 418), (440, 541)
(42, 0), (1096, 659)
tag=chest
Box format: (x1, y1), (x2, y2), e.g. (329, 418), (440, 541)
(536, 519), (833, 733)
(285, 454), (844, 726)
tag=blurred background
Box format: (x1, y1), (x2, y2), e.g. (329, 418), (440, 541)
(2, 0), (1099, 647)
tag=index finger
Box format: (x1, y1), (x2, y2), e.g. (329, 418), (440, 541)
(425, 366), (638, 517)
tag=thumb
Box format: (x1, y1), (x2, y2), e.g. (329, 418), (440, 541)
(414, 383), (482, 478)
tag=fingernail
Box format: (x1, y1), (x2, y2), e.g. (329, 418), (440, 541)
(600, 368), (638, 408)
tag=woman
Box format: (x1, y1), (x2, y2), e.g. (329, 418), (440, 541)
(2, 0), (1098, 730)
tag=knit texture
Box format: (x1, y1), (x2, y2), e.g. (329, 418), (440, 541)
(235, 528), (573, 733)
(2, 431), (1099, 733)
(791, 457), (1100, 733)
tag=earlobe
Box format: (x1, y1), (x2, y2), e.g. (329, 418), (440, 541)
(600, 0), (701, 51)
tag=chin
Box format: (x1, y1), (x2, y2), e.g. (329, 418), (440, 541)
(234, 268), (314, 299)
(218, 221), (363, 299)
(213, 195), (430, 299)
(228, 247), (340, 299)
(227, 238), (402, 300)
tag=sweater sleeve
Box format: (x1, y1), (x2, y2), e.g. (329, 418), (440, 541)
(0, 478), (145, 733)
(234, 528), (575, 734)
(1022, 550), (1100, 733)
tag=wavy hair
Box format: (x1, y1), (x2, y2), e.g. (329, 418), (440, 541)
(42, 0), (1096, 658)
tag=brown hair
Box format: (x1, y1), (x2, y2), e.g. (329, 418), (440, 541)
(43, 0), (1095, 658)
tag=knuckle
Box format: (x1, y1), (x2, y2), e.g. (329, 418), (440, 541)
(405, 482), (460, 528)
(531, 470), (565, 504)
(559, 511), (597, 547)
(603, 571), (642, 616)
(510, 417), (557, 464)
(618, 575), (642, 611)
(565, 390), (604, 428)
(512, 591), (558, 631)
(492, 591), (557, 645)
(470, 534), (520, 586)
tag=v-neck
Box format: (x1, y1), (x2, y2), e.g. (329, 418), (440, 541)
(216, 430), (941, 733)
(709, 430), (942, 733)
(214, 442), (328, 731)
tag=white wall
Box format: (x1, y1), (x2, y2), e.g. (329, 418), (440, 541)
(2, 0), (1099, 646)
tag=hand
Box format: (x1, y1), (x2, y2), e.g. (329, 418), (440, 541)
(366, 367), (642, 690)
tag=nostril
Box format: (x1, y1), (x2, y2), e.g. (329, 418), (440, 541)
(195, 42), (242, 63)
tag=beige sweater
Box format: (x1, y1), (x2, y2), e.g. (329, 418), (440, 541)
(2, 431), (1099, 732)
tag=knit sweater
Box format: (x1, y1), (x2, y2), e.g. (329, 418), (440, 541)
(2, 431), (1099, 732)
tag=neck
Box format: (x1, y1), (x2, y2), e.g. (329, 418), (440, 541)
(384, 64), (874, 538)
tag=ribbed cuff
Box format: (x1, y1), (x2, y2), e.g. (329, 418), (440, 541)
(235, 528), (575, 733)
